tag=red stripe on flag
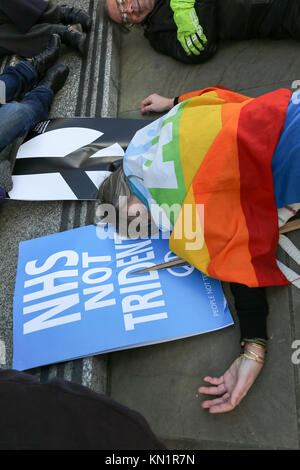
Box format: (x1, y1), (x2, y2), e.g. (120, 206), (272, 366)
(237, 90), (291, 286)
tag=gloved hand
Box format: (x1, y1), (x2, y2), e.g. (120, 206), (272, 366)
(171, 0), (207, 56)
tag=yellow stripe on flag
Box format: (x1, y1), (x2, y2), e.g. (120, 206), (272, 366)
(179, 93), (225, 193)
(170, 186), (210, 274)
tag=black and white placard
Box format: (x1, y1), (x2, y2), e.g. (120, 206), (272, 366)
(9, 117), (148, 201)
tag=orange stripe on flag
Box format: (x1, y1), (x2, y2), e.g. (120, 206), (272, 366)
(192, 100), (258, 285)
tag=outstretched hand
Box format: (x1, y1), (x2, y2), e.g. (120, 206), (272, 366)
(141, 94), (174, 115)
(198, 354), (264, 413)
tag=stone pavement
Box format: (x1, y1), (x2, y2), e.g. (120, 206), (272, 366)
(0, 0), (300, 450)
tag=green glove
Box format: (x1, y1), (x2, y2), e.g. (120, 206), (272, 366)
(170, 0), (207, 56)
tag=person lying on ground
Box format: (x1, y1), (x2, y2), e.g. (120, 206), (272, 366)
(96, 84), (300, 413)
(105, 0), (300, 64)
(0, 0), (91, 58)
(0, 34), (69, 200)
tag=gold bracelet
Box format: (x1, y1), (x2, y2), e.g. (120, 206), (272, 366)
(243, 342), (267, 358)
(241, 352), (265, 365)
(241, 339), (268, 352)
(242, 353), (265, 365)
(244, 349), (265, 361)
(245, 342), (266, 351)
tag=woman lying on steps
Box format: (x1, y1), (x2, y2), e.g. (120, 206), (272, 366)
(97, 85), (300, 413)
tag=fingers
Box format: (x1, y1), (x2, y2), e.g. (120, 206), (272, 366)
(202, 376), (224, 385)
(141, 104), (152, 114)
(185, 36), (200, 56)
(190, 33), (204, 52)
(206, 401), (235, 414)
(201, 392), (235, 414)
(141, 94), (161, 114)
(141, 94), (173, 114)
(196, 26), (207, 44)
(141, 96), (153, 114)
(198, 376), (226, 396)
(198, 375), (235, 413)
(201, 392), (230, 409)
(141, 97), (152, 107)
(183, 33), (204, 56)
(198, 383), (227, 396)
(181, 39), (192, 56)
(198, 359), (259, 413)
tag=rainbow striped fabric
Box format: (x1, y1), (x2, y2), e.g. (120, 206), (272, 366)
(124, 87), (293, 287)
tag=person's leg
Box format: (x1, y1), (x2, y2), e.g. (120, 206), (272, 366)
(38, 2), (92, 31)
(0, 34), (61, 102)
(0, 87), (53, 151)
(37, 2), (61, 24)
(0, 20), (86, 58)
(0, 62), (69, 150)
(0, 61), (37, 103)
(0, 21), (66, 58)
(0, 63), (68, 193)
(0, 44), (10, 56)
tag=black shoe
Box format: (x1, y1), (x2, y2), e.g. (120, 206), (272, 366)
(59, 5), (92, 31)
(61, 25), (86, 55)
(38, 63), (69, 94)
(31, 34), (61, 80)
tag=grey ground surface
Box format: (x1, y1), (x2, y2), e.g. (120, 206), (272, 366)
(113, 27), (300, 450)
(0, 0), (300, 450)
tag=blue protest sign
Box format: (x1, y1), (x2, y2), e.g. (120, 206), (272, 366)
(13, 225), (233, 370)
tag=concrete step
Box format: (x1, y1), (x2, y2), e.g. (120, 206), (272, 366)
(0, 0), (120, 394)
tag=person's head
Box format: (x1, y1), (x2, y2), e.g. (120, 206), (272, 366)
(96, 165), (151, 237)
(105, 0), (155, 26)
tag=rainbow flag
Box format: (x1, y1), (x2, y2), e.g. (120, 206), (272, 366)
(124, 87), (292, 287)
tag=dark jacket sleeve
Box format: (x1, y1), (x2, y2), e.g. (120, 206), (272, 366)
(217, 0), (289, 40)
(142, 0), (218, 64)
(0, 0), (48, 33)
(230, 283), (269, 341)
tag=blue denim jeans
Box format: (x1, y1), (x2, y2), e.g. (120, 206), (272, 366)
(0, 60), (53, 152)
